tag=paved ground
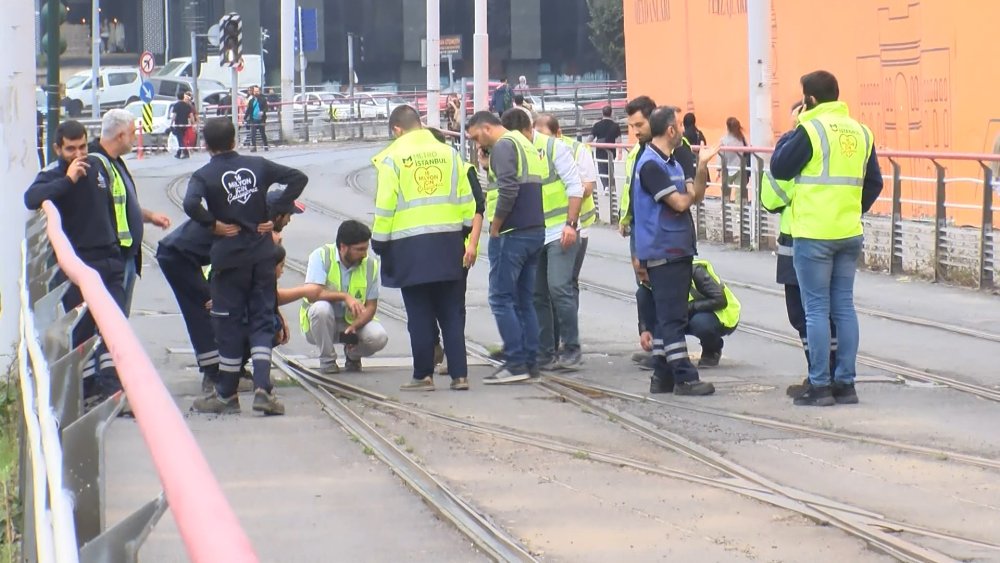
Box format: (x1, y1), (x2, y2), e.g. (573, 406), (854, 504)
(103, 144), (1000, 562)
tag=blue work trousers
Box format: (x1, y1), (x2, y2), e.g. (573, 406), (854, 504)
(488, 228), (544, 372)
(402, 279), (468, 380)
(646, 258), (700, 384)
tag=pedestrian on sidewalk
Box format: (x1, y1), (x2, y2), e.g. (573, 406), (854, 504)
(171, 91), (195, 159)
(770, 70), (883, 407)
(244, 85), (269, 152)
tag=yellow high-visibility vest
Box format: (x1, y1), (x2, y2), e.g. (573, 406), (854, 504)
(299, 245), (379, 333)
(90, 152), (133, 248)
(484, 130), (547, 225)
(690, 258), (741, 329)
(560, 135), (597, 228)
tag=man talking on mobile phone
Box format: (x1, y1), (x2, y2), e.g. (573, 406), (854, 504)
(291, 220), (389, 374)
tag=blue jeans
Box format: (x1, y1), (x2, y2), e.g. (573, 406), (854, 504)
(686, 311), (734, 356)
(488, 228), (544, 372)
(534, 239), (581, 360)
(793, 236), (863, 387)
(122, 254), (138, 317)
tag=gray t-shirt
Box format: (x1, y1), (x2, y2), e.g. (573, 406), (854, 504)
(304, 246), (379, 318)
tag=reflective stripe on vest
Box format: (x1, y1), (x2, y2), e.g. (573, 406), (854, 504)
(370, 129), (474, 243)
(560, 135), (597, 228)
(299, 246), (379, 333)
(790, 102), (873, 240)
(689, 259), (741, 329)
(535, 132), (569, 228)
(90, 152), (133, 247)
(485, 131), (547, 224)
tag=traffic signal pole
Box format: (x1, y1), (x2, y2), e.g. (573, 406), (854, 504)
(473, 0), (488, 111)
(45, 0), (61, 163)
(425, 0), (441, 128)
(280, 0), (294, 141)
(91, 0), (100, 119)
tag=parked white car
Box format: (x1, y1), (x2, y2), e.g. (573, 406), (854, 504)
(124, 100), (174, 136)
(524, 94), (578, 113)
(63, 67), (143, 117)
(355, 93), (409, 119)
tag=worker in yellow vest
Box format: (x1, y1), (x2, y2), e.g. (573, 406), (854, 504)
(89, 109), (171, 316)
(296, 220), (388, 375)
(770, 70), (883, 407)
(467, 110), (547, 384)
(371, 106), (475, 391)
(501, 108), (585, 371)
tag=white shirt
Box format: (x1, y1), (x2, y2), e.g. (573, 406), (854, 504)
(545, 140), (584, 245)
(571, 142), (599, 238)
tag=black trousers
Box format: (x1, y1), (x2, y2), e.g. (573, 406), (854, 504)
(210, 259), (276, 395)
(61, 249), (126, 397)
(248, 119), (268, 148)
(783, 283), (838, 371)
(647, 258), (699, 383)
(156, 245), (219, 375)
(402, 279), (467, 381)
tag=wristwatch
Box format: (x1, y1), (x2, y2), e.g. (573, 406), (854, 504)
(566, 219), (579, 229)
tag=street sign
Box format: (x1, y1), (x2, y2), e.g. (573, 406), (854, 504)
(139, 51), (155, 75)
(139, 81), (154, 103)
(207, 24), (220, 47)
(294, 8), (319, 53)
(141, 103), (153, 133)
(440, 35), (462, 58)
(236, 58), (245, 73)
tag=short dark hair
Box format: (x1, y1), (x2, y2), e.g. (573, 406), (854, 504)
(801, 70), (839, 104)
(625, 95), (656, 118)
(682, 112), (696, 128)
(535, 114), (560, 136)
(513, 94), (525, 106)
(389, 104), (421, 132)
(648, 106), (679, 137)
(202, 117), (235, 152)
(467, 111), (501, 129)
(54, 120), (87, 147)
(336, 220), (371, 247)
(500, 108), (532, 133)
(601, 105), (612, 117)
(273, 244), (286, 265)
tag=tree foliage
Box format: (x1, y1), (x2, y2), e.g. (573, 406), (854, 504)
(586, 0), (626, 77)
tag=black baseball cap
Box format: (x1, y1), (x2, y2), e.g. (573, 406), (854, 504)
(267, 188), (305, 217)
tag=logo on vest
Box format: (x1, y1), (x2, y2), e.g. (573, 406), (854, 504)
(221, 168), (259, 205)
(402, 156), (414, 168)
(414, 166), (443, 195)
(838, 133), (858, 158)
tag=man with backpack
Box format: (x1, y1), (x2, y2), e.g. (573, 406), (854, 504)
(244, 85), (269, 152)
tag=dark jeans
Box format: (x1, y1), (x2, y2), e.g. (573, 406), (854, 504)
(172, 125), (190, 157)
(783, 283), (838, 372)
(487, 228), (544, 372)
(686, 311), (734, 356)
(402, 280), (467, 380)
(647, 258), (699, 384)
(210, 259), (276, 395)
(63, 250), (126, 397)
(156, 246), (218, 373)
(248, 119), (268, 149)
(793, 236), (863, 386)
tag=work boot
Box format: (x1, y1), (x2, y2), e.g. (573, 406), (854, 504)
(344, 357), (362, 373)
(632, 351), (651, 364)
(192, 393), (241, 415)
(400, 377), (435, 391)
(201, 374), (216, 394)
(674, 381), (716, 396)
(559, 348), (583, 371)
(793, 385), (835, 407)
(237, 378), (254, 393)
(637, 355), (656, 371)
(832, 382), (859, 405)
(785, 377), (811, 398)
(698, 351), (721, 368)
(649, 374), (675, 394)
(252, 389), (285, 415)
(450, 377), (470, 391)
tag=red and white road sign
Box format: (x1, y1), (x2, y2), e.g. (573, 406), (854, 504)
(139, 51), (155, 75)
(236, 58), (245, 73)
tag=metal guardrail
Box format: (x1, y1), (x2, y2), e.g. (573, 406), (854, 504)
(18, 202), (257, 562)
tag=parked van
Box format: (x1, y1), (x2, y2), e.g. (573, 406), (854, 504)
(62, 67), (143, 117)
(156, 55), (265, 89)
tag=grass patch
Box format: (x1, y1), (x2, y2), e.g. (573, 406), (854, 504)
(1, 359), (22, 562)
(393, 436), (406, 446)
(362, 446), (375, 456)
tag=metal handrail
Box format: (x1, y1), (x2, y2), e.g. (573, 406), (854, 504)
(26, 201), (258, 562)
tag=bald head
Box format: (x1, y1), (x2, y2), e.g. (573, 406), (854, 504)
(534, 114), (560, 137)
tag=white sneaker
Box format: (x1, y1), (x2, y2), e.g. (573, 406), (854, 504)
(483, 368), (530, 385)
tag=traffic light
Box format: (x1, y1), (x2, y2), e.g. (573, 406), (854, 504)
(218, 12), (242, 67)
(359, 35), (365, 62)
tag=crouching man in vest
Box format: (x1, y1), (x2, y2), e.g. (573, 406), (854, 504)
(297, 220), (389, 373)
(686, 259), (741, 367)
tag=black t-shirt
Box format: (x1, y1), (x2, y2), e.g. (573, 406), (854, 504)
(172, 101), (193, 125)
(590, 118), (622, 157)
(672, 141), (696, 180)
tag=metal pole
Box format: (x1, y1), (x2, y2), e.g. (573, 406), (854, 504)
(447, 53), (454, 89)
(91, 0), (100, 119)
(426, 0), (440, 128)
(164, 0), (170, 60)
(473, 0), (488, 111)
(1, 0), (37, 356)
(459, 78), (467, 158)
(45, 0), (60, 163)
(190, 32), (199, 121)
(231, 66), (238, 131)
(280, 0), (294, 141)
(347, 33), (355, 119)
(746, 0), (772, 250)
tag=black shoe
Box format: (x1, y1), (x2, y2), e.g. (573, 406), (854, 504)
(785, 377), (811, 398)
(674, 381), (716, 396)
(793, 385), (835, 407)
(527, 364), (541, 379)
(832, 382), (859, 404)
(649, 375), (675, 394)
(637, 355), (656, 371)
(698, 352), (721, 368)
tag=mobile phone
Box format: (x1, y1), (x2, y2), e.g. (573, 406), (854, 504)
(338, 331), (360, 345)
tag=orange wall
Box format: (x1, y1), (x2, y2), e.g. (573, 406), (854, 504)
(624, 0), (999, 221)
